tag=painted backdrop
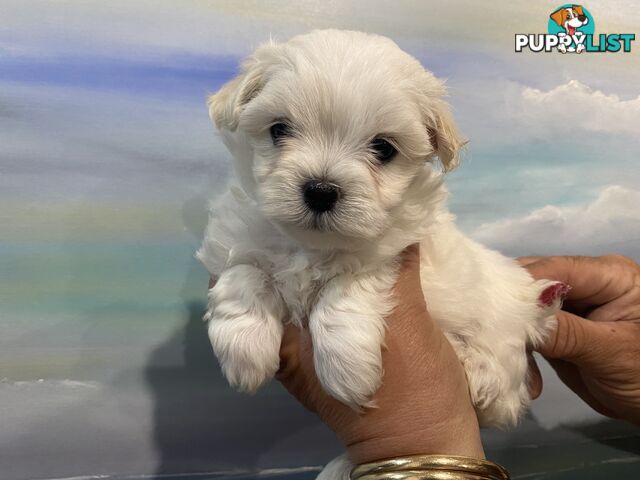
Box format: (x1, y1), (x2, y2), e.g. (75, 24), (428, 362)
(1, 1), (639, 479)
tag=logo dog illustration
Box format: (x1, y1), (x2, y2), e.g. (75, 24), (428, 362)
(550, 4), (589, 53)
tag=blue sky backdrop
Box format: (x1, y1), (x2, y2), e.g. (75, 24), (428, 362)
(1, 1), (639, 479)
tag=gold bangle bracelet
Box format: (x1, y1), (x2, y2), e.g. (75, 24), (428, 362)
(357, 471), (498, 480)
(350, 455), (510, 480)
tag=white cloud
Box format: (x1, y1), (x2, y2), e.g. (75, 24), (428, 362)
(514, 80), (640, 136)
(472, 185), (640, 259)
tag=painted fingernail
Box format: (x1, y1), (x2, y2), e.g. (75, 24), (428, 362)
(539, 282), (571, 306)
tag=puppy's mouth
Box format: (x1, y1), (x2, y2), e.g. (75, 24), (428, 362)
(300, 211), (339, 233)
(305, 216), (323, 231)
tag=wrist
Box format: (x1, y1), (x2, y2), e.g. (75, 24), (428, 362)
(346, 412), (485, 465)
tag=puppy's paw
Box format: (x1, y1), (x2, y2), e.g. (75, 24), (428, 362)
(314, 340), (383, 410)
(461, 346), (527, 428)
(206, 264), (284, 393)
(310, 308), (385, 410)
(208, 308), (282, 393)
(308, 269), (394, 410)
(476, 383), (527, 428)
(463, 352), (501, 411)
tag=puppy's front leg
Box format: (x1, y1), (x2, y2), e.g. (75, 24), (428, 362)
(206, 264), (285, 393)
(309, 268), (397, 409)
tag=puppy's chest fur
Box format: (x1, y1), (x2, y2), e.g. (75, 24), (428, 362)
(197, 185), (375, 326)
(264, 249), (361, 326)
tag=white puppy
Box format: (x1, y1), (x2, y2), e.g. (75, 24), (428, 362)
(197, 29), (566, 478)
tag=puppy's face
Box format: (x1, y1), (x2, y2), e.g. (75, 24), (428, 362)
(210, 30), (464, 249)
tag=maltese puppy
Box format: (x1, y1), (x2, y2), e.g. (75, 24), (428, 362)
(197, 29), (565, 478)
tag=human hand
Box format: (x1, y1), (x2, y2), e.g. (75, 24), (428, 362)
(276, 245), (485, 464)
(520, 255), (640, 425)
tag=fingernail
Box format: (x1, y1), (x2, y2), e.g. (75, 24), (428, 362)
(539, 282), (571, 307)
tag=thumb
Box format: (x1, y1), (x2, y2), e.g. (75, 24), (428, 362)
(392, 244), (426, 310)
(396, 244), (421, 285)
(538, 310), (610, 364)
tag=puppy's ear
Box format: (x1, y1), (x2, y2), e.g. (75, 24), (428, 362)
(550, 8), (565, 27)
(427, 100), (466, 172)
(207, 43), (280, 131)
(573, 5), (584, 16)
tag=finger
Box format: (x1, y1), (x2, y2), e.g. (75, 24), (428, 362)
(523, 256), (583, 297)
(276, 324), (326, 411)
(392, 244), (429, 313)
(586, 297), (640, 323)
(524, 256), (639, 318)
(277, 324), (304, 380)
(527, 353), (543, 399)
(522, 257), (592, 316)
(545, 358), (617, 418)
(517, 256), (542, 268)
(394, 244), (422, 291)
(537, 310), (610, 363)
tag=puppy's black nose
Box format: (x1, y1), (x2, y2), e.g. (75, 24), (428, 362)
(303, 180), (339, 213)
(578, 14), (587, 21)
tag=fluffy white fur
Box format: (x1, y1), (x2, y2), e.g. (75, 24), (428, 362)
(196, 30), (562, 479)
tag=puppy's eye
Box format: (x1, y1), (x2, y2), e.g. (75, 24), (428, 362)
(370, 138), (397, 163)
(270, 122), (290, 145)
